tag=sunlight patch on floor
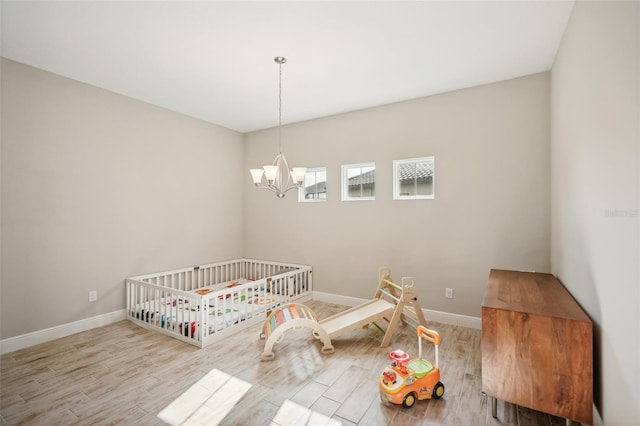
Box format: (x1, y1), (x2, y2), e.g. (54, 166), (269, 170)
(271, 399), (342, 426)
(157, 368), (251, 425)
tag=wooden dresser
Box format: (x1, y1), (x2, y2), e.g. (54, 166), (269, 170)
(481, 269), (593, 425)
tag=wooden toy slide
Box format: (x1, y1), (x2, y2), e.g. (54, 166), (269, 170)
(315, 298), (395, 341)
(318, 268), (429, 348)
(259, 268), (429, 360)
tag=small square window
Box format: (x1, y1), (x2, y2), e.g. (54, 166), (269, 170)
(342, 162), (375, 201)
(298, 167), (327, 202)
(393, 157), (434, 200)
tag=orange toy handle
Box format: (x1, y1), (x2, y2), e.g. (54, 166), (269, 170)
(417, 325), (441, 347)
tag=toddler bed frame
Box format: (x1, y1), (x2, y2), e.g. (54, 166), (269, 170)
(126, 258), (312, 348)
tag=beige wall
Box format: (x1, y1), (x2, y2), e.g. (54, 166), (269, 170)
(244, 73), (551, 318)
(550, 1), (639, 424)
(1, 59), (244, 339)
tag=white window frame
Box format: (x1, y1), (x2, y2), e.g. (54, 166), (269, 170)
(393, 156), (435, 200)
(341, 162), (376, 201)
(298, 167), (327, 203)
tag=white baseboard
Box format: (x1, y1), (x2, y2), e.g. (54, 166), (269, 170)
(1, 292), (481, 355)
(312, 291), (481, 329)
(0, 309), (126, 355)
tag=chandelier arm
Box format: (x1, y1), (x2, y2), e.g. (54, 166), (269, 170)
(254, 184), (280, 194)
(254, 181), (300, 198)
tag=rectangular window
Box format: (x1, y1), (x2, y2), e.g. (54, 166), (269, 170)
(393, 157), (434, 200)
(298, 167), (327, 202)
(342, 162), (375, 201)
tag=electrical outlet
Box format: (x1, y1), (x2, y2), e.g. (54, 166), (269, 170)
(445, 288), (454, 299)
(88, 290), (97, 302)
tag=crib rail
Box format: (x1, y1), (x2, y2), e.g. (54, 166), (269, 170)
(129, 258), (311, 292)
(129, 259), (247, 291)
(126, 259), (312, 348)
(267, 267), (312, 300)
(126, 280), (205, 345)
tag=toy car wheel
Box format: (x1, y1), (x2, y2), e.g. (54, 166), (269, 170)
(402, 392), (417, 408)
(433, 382), (445, 399)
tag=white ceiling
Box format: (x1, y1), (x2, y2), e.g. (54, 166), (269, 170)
(1, 1), (574, 133)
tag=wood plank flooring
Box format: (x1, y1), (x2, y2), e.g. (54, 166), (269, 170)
(1, 300), (567, 425)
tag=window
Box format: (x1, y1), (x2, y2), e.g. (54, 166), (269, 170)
(341, 162), (375, 201)
(298, 167), (327, 202)
(393, 157), (434, 200)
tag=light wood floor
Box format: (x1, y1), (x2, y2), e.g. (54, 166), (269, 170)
(1, 300), (566, 425)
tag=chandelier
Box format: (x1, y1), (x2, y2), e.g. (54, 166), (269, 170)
(249, 57), (306, 198)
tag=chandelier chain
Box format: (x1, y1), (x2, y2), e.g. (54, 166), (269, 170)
(278, 59), (283, 154)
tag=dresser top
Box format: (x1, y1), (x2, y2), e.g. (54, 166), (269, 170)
(482, 269), (591, 322)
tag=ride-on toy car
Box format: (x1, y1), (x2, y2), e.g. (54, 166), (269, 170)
(379, 325), (444, 408)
